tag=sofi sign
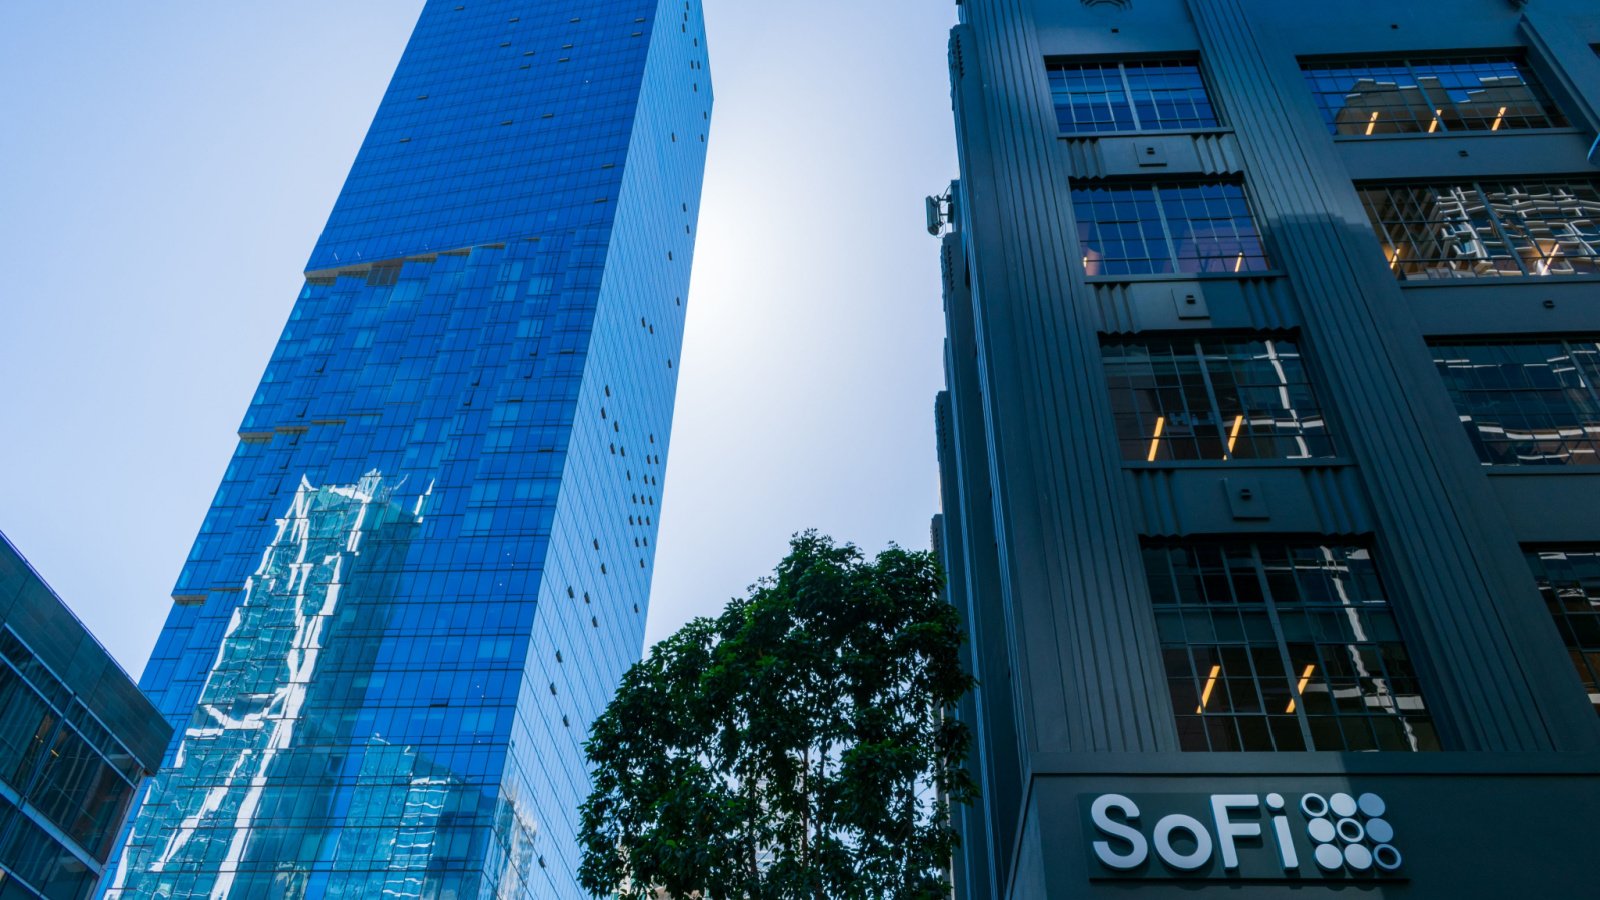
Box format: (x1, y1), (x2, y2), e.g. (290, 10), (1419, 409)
(1086, 791), (1404, 881)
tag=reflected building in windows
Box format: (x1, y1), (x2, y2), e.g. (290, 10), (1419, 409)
(931, 1), (1600, 898)
(104, 1), (712, 897)
(0, 532), (171, 899)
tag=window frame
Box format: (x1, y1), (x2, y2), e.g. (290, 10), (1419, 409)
(1101, 333), (1340, 464)
(1046, 56), (1225, 135)
(1072, 178), (1275, 278)
(1522, 545), (1600, 717)
(1428, 337), (1600, 467)
(1145, 539), (1439, 753)
(1359, 179), (1600, 281)
(1299, 51), (1570, 138)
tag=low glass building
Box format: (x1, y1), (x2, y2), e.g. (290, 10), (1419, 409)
(0, 533), (169, 899)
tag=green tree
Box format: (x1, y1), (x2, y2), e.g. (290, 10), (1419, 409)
(578, 532), (976, 900)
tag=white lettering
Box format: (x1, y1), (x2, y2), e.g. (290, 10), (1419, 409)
(1090, 794), (1148, 870)
(1153, 814), (1213, 871)
(1271, 813), (1299, 869)
(1210, 794), (1261, 870)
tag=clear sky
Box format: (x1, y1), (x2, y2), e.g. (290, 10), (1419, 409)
(0, 1), (960, 675)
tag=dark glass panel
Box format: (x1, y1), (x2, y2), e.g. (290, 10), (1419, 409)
(1524, 549), (1600, 715)
(1049, 59), (1218, 134)
(1430, 340), (1600, 466)
(1102, 337), (1334, 462)
(1146, 541), (1436, 752)
(1303, 56), (1567, 135)
(1361, 180), (1600, 280)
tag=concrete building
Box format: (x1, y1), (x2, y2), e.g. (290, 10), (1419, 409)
(931, 1), (1600, 896)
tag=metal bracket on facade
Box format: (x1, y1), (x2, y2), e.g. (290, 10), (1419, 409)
(926, 191), (955, 236)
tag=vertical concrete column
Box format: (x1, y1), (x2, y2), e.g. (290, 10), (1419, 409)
(951, 1), (1179, 754)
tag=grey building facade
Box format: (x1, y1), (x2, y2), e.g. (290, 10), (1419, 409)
(0, 533), (169, 899)
(932, 1), (1600, 896)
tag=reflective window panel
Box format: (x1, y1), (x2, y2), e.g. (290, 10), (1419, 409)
(1302, 55), (1567, 135)
(1524, 548), (1600, 715)
(1048, 59), (1220, 133)
(104, 1), (712, 897)
(1145, 542), (1438, 753)
(1102, 337), (1335, 462)
(0, 629), (149, 897)
(1359, 180), (1600, 280)
(1429, 340), (1600, 466)
(1073, 181), (1270, 276)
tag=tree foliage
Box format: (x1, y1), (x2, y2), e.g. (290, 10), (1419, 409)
(578, 532), (976, 900)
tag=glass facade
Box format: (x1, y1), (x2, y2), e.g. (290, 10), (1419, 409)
(1359, 180), (1600, 280)
(1047, 60), (1219, 133)
(1302, 56), (1567, 136)
(1523, 548), (1600, 715)
(1145, 541), (1437, 753)
(105, 1), (712, 898)
(1429, 340), (1600, 466)
(0, 535), (169, 900)
(1073, 181), (1270, 276)
(1103, 336), (1334, 462)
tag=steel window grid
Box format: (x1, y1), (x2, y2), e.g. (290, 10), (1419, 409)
(1073, 181), (1271, 276)
(1430, 339), (1600, 466)
(1146, 542), (1438, 753)
(1360, 180), (1600, 280)
(1102, 337), (1334, 462)
(1524, 548), (1600, 716)
(1301, 55), (1567, 136)
(1048, 59), (1220, 134)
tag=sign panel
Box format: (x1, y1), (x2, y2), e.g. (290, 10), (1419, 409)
(1083, 791), (1405, 882)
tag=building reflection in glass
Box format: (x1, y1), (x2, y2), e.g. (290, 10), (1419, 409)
(1360, 181), (1600, 280)
(1303, 56), (1567, 135)
(1430, 340), (1600, 466)
(108, 473), (535, 899)
(1102, 337), (1335, 462)
(1146, 542), (1438, 753)
(1523, 549), (1600, 716)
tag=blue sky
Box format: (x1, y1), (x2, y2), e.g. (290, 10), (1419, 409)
(0, 2), (960, 674)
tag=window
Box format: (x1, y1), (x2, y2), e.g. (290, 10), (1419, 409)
(1429, 340), (1600, 466)
(1048, 59), (1220, 133)
(1103, 337), (1334, 462)
(1074, 181), (1270, 276)
(1145, 541), (1437, 752)
(1360, 181), (1600, 280)
(1302, 55), (1566, 136)
(1524, 548), (1600, 715)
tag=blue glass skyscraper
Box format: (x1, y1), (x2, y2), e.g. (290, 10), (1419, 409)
(105, 1), (711, 896)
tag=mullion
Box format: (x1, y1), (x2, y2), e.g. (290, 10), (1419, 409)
(1403, 58), (1451, 134)
(1116, 63), (1143, 132)
(1190, 339), (1235, 461)
(1248, 544), (1317, 749)
(1148, 186), (1182, 274)
(1286, 559), (1352, 748)
(1472, 180), (1535, 276)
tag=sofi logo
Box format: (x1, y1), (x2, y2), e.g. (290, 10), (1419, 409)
(1087, 792), (1403, 880)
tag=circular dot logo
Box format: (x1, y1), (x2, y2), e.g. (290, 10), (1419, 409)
(1299, 792), (1402, 875)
